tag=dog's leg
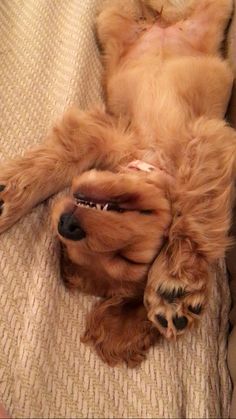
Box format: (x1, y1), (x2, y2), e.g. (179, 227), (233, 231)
(0, 106), (132, 233)
(97, 1), (154, 76)
(140, 0), (197, 23)
(180, 0), (233, 55)
(145, 118), (236, 338)
(142, 0), (233, 28)
(82, 296), (159, 367)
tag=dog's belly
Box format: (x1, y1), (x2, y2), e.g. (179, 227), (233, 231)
(108, 55), (232, 127)
(106, 15), (233, 151)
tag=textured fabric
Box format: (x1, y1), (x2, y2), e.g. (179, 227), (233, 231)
(0, 1), (232, 418)
(227, 93), (236, 419)
(226, 3), (236, 416)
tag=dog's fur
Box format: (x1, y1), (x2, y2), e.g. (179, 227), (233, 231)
(0, 0), (236, 366)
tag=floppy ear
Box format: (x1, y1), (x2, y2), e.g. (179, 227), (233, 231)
(144, 118), (236, 335)
(82, 296), (159, 367)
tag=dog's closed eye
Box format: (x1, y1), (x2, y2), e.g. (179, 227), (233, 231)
(119, 253), (147, 265)
(140, 209), (153, 215)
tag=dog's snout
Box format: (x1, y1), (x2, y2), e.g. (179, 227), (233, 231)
(58, 213), (86, 241)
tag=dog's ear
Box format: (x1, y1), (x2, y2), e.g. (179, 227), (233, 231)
(144, 119), (236, 331)
(82, 296), (159, 367)
(146, 118), (236, 288)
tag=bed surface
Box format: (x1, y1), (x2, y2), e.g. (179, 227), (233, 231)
(0, 1), (232, 417)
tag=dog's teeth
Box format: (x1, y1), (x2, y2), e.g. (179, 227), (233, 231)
(76, 199), (108, 210)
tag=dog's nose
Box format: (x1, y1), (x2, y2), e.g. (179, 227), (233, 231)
(58, 213), (86, 241)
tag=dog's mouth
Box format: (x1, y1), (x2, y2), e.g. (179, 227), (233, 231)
(74, 193), (153, 214)
(74, 193), (126, 213)
(76, 198), (126, 213)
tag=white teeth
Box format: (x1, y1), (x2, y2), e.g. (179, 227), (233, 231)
(75, 199), (110, 211)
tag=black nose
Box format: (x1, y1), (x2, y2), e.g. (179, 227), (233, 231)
(58, 213), (86, 241)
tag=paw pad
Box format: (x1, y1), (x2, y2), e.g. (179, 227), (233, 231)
(156, 314), (168, 328)
(173, 315), (188, 330)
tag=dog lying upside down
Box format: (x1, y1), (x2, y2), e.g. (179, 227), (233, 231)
(0, 0), (235, 367)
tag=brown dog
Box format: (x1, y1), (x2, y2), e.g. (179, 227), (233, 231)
(0, 0), (235, 366)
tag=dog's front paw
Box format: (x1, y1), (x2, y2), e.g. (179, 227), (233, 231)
(0, 164), (35, 233)
(144, 253), (210, 339)
(145, 281), (207, 339)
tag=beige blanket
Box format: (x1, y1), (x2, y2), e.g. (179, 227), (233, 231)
(0, 1), (232, 417)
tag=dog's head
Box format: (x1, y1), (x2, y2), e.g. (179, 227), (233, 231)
(52, 167), (172, 298)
